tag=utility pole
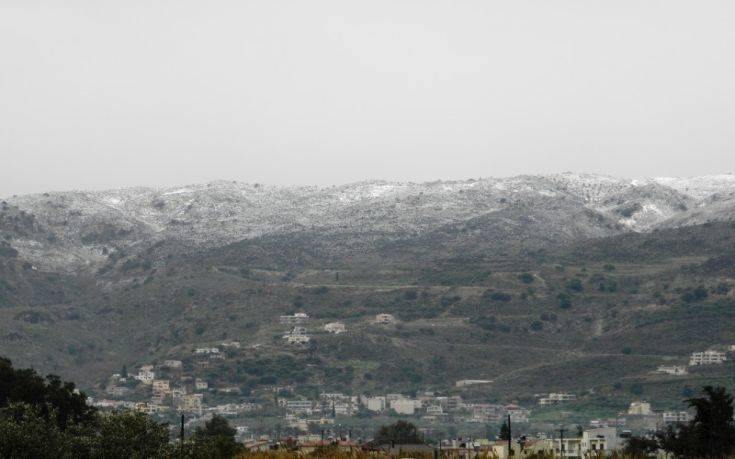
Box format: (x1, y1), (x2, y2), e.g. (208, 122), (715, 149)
(179, 414), (185, 458)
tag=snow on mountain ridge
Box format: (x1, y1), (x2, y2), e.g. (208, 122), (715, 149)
(4, 174), (735, 271)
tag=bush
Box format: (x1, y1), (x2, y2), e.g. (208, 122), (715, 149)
(518, 273), (534, 284)
(557, 293), (572, 309)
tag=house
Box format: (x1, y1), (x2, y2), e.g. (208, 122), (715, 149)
(283, 326), (310, 345)
(279, 312), (310, 325)
(580, 427), (622, 456)
(505, 404), (531, 423)
(689, 350), (727, 365)
(152, 379), (171, 397)
(390, 398), (419, 415)
(539, 392), (576, 405)
(324, 322), (346, 334)
(374, 313), (395, 324)
(455, 379), (492, 387)
(656, 365), (688, 375)
(175, 393), (203, 414)
(663, 411), (691, 423)
(107, 386), (131, 397)
(284, 334), (310, 345)
(627, 401), (652, 416)
(194, 347), (220, 355)
(161, 360), (182, 370)
(362, 396), (386, 412)
(286, 400), (314, 414)
(221, 340), (241, 349)
(194, 378), (208, 391)
(136, 366), (155, 385)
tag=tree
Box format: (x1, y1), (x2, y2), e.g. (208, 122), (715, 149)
(374, 420), (424, 445)
(189, 415), (242, 459)
(518, 273), (534, 284)
(92, 411), (171, 459)
(657, 386), (735, 458)
(557, 293), (572, 309)
(623, 435), (658, 458)
(0, 356), (96, 430)
(498, 420), (510, 441)
(0, 403), (77, 459)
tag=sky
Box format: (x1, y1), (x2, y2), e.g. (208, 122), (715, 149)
(1, 1), (735, 196)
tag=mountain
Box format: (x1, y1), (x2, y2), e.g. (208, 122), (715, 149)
(4, 173), (735, 272)
(1, 173), (735, 418)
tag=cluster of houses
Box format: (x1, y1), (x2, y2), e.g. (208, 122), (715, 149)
(625, 400), (692, 427)
(237, 426), (631, 459)
(276, 392), (532, 430)
(651, 348), (730, 377)
(279, 312), (396, 346)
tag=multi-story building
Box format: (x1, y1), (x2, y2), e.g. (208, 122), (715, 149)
(390, 398), (419, 415)
(362, 396), (386, 412)
(286, 400), (314, 414)
(579, 428), (623, 457)
(689, 350), (727, 365)
(539, 392), (576, 405)
(175, 393), (203, 414)
(152, 379), (171, 397)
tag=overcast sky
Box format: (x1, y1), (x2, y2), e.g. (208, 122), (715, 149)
(1, 1), (734, 196)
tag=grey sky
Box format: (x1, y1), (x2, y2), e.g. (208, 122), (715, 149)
(1, 1), (734, 196)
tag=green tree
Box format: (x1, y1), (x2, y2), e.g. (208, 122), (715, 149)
(498, 420), (510, 441)
(92, 411), (171, 459)
(374, 420), (424, 445)
(623, 435), (659, 458)
(189, 415), (241, 459)
(657, 386), (735, 458)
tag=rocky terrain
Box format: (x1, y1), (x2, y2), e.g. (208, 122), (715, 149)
(3, 173), (735, 272)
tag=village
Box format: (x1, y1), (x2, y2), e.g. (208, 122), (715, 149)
(83, 311), (735, 458)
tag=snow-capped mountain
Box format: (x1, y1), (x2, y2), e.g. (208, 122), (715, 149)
(3, 173), (735, 271)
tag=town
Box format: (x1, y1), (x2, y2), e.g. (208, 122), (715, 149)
(85, 311), (735, 457)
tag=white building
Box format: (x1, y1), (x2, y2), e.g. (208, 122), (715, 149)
(690, 350), (727, 365)
(194, 347), (220, 355)
(195, 378), (208, 391)
(656, 365), (688, 375)
(580, 427), (623, 456)
(280, 312), (310, 325)
(374, 313), (395, 324)
(390, 398), (419, 415)
(161, 360), (183, 369)
(539, 392), (577, 405)
(663, 411), (691, 423)
(136, 366), (155, 385)
(455, 379), (492, 388)
(324, 322), (346, 334)
(627, 401), (652, 416)
(505, 404), (530, 423)
(363, 396), (386, 412)
(286, 400), (314, 414)
(283, 327), (310, 345)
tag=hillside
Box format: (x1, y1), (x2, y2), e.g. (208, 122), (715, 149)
(1, 174), (735, 419)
